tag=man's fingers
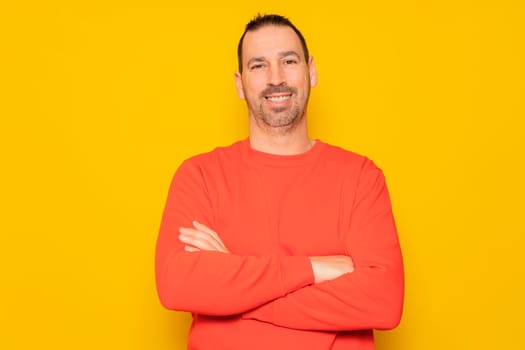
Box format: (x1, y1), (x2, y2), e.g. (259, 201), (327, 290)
(179, 230), (220, 251)
(193, 221), (220, 240)
(179, 227), (228, 253)
(178, 222), (230, 253)
(192, 221), (229, 252)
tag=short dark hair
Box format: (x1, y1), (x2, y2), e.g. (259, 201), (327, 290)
(237, 14), (310, 73)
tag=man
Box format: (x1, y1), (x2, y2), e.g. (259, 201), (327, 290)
(155, 14), (404, 350)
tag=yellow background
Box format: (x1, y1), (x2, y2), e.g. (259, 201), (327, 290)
(1, 1), (524, 349)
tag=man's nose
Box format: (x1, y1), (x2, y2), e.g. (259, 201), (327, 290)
(268, 65), (285, 86)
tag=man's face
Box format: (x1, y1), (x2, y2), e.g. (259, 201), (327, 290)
(235, 25), (317, 133)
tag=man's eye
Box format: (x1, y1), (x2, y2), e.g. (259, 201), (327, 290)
(250, 64), (264, 70)
(284, 59), (298, 65)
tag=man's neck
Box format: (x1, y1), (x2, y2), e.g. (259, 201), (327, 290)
(248, 122), (314, 156)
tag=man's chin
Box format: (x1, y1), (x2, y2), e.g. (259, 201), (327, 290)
(262, 115), (299, 128)
(269, 107), (288, 113)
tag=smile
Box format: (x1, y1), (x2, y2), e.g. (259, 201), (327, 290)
(265, 94), (292, 102)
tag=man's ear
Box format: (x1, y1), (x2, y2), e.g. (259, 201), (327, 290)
(308, 56), (318, 88)
(234, 72), (245, 100)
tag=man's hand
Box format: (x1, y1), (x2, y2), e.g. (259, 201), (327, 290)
(309, 255), (355, 284)
(179, 221), (230, 253)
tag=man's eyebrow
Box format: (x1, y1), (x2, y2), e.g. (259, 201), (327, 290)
(279, 50), (301, 59)
(246, 57), (266, 67)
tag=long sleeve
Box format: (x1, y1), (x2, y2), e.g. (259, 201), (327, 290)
(155, 158), (315, 316)
(242, 162), (404, 331)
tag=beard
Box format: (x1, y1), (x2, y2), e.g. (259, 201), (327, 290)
(258, 102), (302, 128)
(247, 84), (309, 131)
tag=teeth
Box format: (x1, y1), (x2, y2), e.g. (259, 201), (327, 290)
(267, 95), (291, 102)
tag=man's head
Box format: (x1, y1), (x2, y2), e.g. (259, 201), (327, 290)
(234, 14), (317, 135)
(237, 14), (309, 74)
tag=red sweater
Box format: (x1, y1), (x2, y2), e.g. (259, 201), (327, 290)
(156, 140), (404, 349)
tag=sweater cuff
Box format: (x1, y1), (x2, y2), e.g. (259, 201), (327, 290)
(279, 256), (315, 295)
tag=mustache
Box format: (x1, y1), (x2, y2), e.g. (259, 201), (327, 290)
(259, 84), (297, 98)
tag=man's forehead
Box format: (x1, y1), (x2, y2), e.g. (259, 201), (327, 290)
(242, 25), (303, 57)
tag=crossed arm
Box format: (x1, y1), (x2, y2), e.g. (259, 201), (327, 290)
(179, 221), (354, 284)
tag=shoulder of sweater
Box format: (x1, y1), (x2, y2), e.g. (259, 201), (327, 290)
(318, 142), (386, 182)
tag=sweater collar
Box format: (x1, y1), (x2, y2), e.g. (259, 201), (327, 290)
(240, 138), (324, 167)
